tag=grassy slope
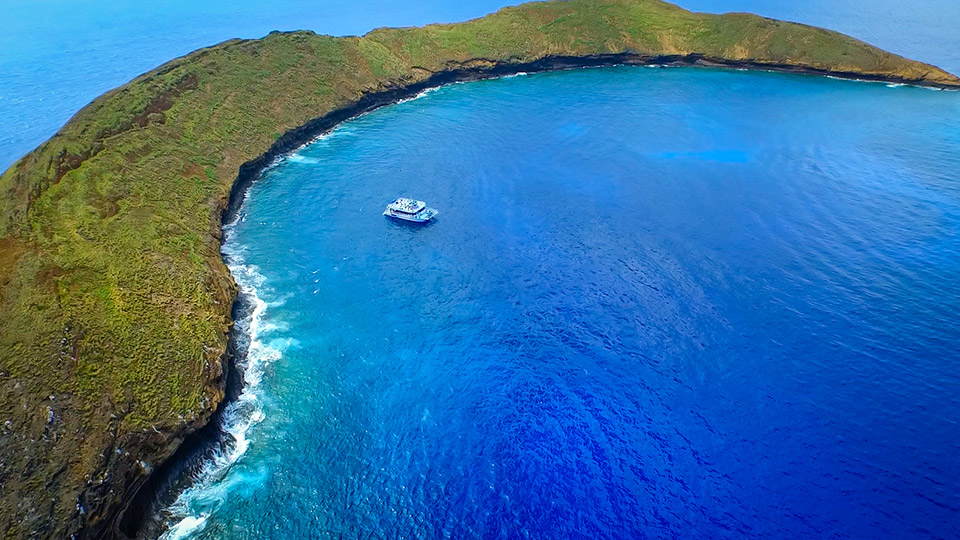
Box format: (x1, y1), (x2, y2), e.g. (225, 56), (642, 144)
(0, 0), (956, 535)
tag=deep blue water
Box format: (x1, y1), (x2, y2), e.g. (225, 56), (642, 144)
(4, 1), (960, 539)
(160, 68), (960, 538)
(2, 0), (960, 173)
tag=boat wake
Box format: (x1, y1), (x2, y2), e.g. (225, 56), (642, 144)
(158, 221), (282, 540)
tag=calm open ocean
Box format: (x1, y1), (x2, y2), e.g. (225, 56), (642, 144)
(3, 1), (959, 539)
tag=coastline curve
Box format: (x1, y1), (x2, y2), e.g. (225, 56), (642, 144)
(138, 54), (955, 536)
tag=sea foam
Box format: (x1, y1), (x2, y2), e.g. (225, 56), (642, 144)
(158, 218), (282, 540)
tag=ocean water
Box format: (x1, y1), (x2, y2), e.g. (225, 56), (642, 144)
(158, 67), (960, 539)
(2, 0), (960, 173)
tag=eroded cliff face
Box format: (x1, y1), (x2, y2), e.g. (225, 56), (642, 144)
(0, 218), (233, 538)
(1, 0), (957, 536)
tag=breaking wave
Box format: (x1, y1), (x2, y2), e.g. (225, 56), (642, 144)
(158, 219), (282, 540)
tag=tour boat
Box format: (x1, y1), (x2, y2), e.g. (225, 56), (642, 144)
(383, 197), (438, 223)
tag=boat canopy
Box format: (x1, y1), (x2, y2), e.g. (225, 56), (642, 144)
(387, 198), (426, 214)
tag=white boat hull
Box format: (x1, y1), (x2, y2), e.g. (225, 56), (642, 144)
(383, 207), (438, 223)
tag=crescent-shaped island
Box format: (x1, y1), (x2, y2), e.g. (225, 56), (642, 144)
(0, 0), (957, 537)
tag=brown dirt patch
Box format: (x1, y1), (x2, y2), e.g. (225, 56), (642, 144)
(0, 236), (26, 287)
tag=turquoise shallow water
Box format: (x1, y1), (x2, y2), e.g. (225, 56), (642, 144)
(159, 67), (960, 538)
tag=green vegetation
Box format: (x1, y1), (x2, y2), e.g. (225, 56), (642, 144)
(0, 0), (956, 535)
